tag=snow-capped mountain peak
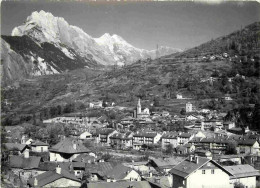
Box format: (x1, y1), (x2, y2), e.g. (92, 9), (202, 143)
(10, 10), (181, 67)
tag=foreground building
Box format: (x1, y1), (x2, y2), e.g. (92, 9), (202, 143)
(223, 164), (260, 188)
(27, 165), (81, 187)
(169, 156), (233, 188)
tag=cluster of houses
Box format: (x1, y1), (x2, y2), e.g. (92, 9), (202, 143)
(3, 98), (260, 188)
(3, 133), (260, 188)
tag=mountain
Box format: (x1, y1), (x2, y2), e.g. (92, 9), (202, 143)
(166, 22), (260, 59)
(11, 10), (181, 66)
(2, 22), (259, 131)
(1, 10), (181, 85)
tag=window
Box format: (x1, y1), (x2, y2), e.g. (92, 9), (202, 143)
(211, 169), (214, 174)
(202, 170), (205, 174)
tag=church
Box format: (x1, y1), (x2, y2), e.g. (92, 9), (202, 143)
(133, 98), (150, 119)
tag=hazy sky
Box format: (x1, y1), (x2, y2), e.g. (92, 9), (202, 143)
(1, 1), (260, 50)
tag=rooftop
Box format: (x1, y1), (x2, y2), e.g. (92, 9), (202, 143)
(223, 165), (260, 179)
(10, 155), (41, 169)
(28, 168), (80, 187)
(49, 137), (90, 154)
(85, 181), (152, 188)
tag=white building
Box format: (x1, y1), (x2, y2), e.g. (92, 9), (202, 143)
(169, 156), (233, 188)
(176, 94), (183, 99)
(79, 131), (92, 140)
(186, 102), (193, 113)
(133, 132), (162, 150)
(31, 141), (49, 152)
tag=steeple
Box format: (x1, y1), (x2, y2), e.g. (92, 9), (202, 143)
(137, 98), (142, 114)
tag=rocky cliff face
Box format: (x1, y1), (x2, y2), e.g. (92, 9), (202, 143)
(1, 10), (181, 85)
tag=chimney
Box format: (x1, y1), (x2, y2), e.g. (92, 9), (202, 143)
(34, 177), (38, 187)
(73, 141), (77, 150)
(24, 149), (29, 159)
(56, 165), (61, 174)
(189, 155), (193, 162)
(195, 156), (199, 164)
(149, 172), (153, 177)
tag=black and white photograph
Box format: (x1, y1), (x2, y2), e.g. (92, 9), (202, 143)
(1, 0), (260, 187)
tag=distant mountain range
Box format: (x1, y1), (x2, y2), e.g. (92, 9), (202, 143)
(1, 10), (181, 84)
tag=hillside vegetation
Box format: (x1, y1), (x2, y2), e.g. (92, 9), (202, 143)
(2, 22), (260, 130)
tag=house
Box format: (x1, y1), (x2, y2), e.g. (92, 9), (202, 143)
(4, 142), (29, 155)
(84, 181), (152, 188)
(94, 128), (118, 145)
(169, 156), (233, 188)
(176, 93), (183, 99)
(27, 165), (81, 187)
(132, 132), (162, 150)
(21, 135), (34, 145)
(89, 101), (103, 108)
(186, 115), (198, 121)
(79, 131), (92, 140)
(161, 132), (193, 149)
(30, 141), (49, 152)
(49, 137), (91, 162)
(161, 132), (179, 149)
(110, 132), (133, 149)
(236, 139), (260, 155)
(223, 165), (260, 188)
(148, 156), (186, 173)
(72, 153), (100, 164)
(202, 118), (223, 130)
(213, 154), (245, 165)
(83, 162), (118, 182)
(176, 143), (195, 155)
(9, 149), (42, 183)
(123, 161), (155, 176)
(223, 121), (236, 130)
(103, 164), (141, 182)
(200, 109), (211, 114)
(224, 94), (233, 101)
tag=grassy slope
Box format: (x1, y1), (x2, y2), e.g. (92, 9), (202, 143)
(2, 22), (259, 123)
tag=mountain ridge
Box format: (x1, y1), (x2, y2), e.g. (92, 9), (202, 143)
(11, 10), (181, 66)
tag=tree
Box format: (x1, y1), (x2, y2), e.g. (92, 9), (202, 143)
(165, 144), (174, 155)
(153, 97), (160, 107)
(226, 140), (238, 154)
(180, 108), (186, 115)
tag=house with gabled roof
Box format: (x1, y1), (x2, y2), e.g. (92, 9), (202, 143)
(30, 140), (49, 152)
(110, 131), (133, 149)
(103, 164), (141, 182)
(223, 164), (260, 188)
(148, 156), (186, 173)
(49, 137), (91, 162)
(161, 132), (194, 150)
(84, 181), (152, 188)
(27, 164), (81, 187)
(4, 142), (29, 155)
(9, 148), (42, 184)
(236, 139), (260, 155)
(169, 156), (233, 188)
(93, 128), (118, 145)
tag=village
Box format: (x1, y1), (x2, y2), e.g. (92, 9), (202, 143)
(2, 95), (260, 188)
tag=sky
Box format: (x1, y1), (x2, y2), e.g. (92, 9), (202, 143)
(1, 1), (260, 50)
